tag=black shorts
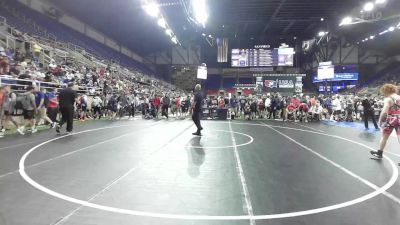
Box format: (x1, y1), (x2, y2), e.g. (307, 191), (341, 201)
(334, 110), (341, 115)
(23, 110), (35, 120)
(3, 110), (11, 116)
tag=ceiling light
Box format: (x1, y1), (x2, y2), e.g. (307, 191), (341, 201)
(339, 17), (353, 26)
(157, 18), (166, 28)
(208, 34), (212, 38)
(362, 40), (365, 42)
(318, 31), (327, 37)
(363, 2), (375, 12)
(143, 3), (159, 17)
(171, 36), (178, 44)
(357, 42), (360, 44)
(375, 0), (386, 4)
(370, 35), (375, 39)
(321, 18), (324, 21)
(202, 33), (206, 37)
(165, 29), (173, 36)
(193, 0), (208, 27)
(379, 30), (388, 35)
(388, 26), (395, 32)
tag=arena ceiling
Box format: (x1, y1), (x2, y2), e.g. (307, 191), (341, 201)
(49, 0), (400, 56)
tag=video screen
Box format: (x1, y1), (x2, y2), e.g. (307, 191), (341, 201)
(318, 62), (335, 80)
(231, 48), (294, 67)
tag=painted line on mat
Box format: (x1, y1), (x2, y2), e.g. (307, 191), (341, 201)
(229, 121), (255, 225)
(285, 122), (400, 159)
(54, 123), (194, 225)
(18, 122), (398, 220)
(265, 124), (400, 206)
(0, 122), (161, 179)
(185, 129), (254, 149)
(290, 121), (326, 133)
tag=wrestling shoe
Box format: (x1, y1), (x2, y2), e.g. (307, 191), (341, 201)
(370, 150), (383, 159)
(192, 132), (201, 136)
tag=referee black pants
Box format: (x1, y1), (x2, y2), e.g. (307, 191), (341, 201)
(93, 106), (102, 119)
(59, 106), (74, 132)
(192, 111), (202, 132)
(363, 109), (378, 129)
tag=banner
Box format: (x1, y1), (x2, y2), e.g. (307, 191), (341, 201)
(263, 76), (302, 93)
(313, 73), (359, 83)
(217, 38), (228, 63)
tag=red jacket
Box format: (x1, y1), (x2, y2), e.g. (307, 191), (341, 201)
(154, 97), (161, 106)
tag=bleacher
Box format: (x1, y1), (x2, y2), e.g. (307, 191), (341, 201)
(0, 0), (153, 76)
(357, 64), (400, 94)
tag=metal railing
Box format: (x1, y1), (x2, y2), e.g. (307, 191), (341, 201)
(0, 76), (103, 94)
(0, 30), (16, 50)
(0, 15), (6, 27)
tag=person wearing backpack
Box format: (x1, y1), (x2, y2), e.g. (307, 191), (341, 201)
(35, 87), (54, 128)
(20, 86), (38, 134)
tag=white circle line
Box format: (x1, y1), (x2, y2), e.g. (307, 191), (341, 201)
(185, 130), (254, 149)
(18, 123), (398, 220)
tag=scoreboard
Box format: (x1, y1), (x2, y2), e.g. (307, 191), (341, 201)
(231, 48), (294, 67)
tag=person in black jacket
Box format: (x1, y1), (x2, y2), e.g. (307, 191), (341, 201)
(192, 84), (203, 136)
(161, 94), (170, 119)
(269, 95), (278, 119)
(56, 83), (77, 134)
(361, 95), (378, 130)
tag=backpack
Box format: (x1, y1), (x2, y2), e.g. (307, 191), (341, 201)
(15, 94), (23, 110)
(21, 93), (32, 110)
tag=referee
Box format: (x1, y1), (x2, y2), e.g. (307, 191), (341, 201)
(192, 84), (203, 136)
(56, 83), (77, 134)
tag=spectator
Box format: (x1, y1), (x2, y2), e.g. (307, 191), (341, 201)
(35, 87), (54, 127)
(362, 95), (379, 130)
(310, 102), (323, 121)
(92, 94), (103, 119)
(20, 85), (37, 134)
(0, 52), (10, 75)
(46, 88), (59, 123)
(161, 93), (170, 119)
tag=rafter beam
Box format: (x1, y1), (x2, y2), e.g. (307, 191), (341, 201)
(282, 21), (295, 34)
(262, 0), (288, 33)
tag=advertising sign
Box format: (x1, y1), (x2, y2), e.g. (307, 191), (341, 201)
(263, 76), (301, 93)
(313, 73), (359, 83)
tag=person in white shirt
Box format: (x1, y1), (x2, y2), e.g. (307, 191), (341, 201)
(264, 95), (271, 118)
(92, 94), (103, 119)
(310, 103), (323, 121)
(331, 96), (342, 121)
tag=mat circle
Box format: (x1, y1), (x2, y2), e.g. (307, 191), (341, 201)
(186, 130), (254, 149)
(18, 123), (398, 221)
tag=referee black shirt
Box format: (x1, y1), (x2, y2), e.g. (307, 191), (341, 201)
(59, 87), (77, 108)
(194, 92), (203, 113)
